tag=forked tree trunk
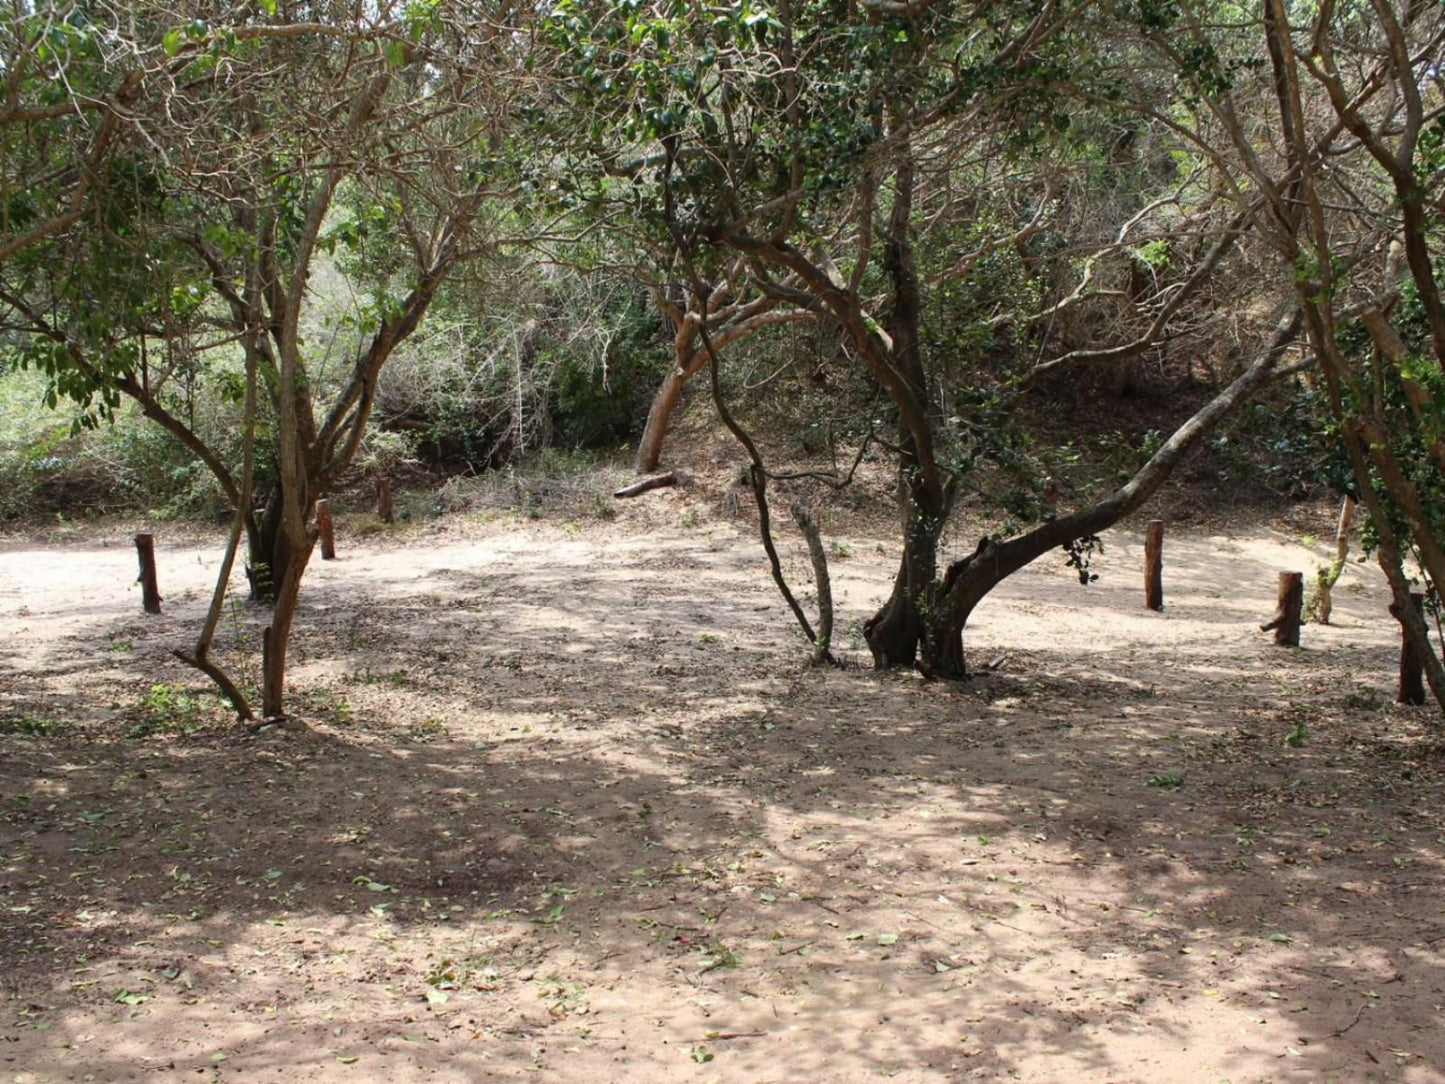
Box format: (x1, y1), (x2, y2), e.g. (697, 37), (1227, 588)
(247, 481), (306, 605)
(865, 482), (955, 674)
(863, 316), (1298, 680)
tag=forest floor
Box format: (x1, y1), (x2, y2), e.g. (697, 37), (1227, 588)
(2, 483), (1444, 1083)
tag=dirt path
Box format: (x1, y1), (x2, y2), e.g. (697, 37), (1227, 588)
(2, 507), (1443, 1082)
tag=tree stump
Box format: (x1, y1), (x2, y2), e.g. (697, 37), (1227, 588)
(134, 533), (162, 614)
(1260, 571), (1303, 647)
(376, 475), (394, 524)
(1144, 519), (1164, 611)
(1393, 592), (1426, 706)
(316, 499), (336, 560)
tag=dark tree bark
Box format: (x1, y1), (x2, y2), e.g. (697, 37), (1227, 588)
(134, 533), (162, 614)
(875, 321), (1296, 679)
(1261, 571), (1304, 647)
(1394, 592), (1427, 706)
(315, 499), (336, 560)
(245, 479), (308, 604)
(1144, 519), (1164, 611)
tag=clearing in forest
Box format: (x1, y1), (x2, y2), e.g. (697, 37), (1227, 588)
(1, 505), (1442, 1083)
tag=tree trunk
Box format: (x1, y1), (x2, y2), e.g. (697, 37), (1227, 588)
(134, 533), (162, 614)
(865, 499), (943, 672)
(247, 482), (304, 604)
(315, 498), (336, 560)
(261, 536), (316, 719)
(791, 503), (834, 665)
(1144, 519), (1164, 611)
(635, 361), (700, 473)
(614, 471), (678, 498)
(1261, 571), (1304, 647)
(1394, 592), (1427, 706)
(376, 475), (394, 523)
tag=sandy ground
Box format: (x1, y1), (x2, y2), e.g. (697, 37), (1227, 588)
(2, 495), (1443, 1083)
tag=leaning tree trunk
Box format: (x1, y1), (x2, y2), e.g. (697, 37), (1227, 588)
(636, 360), (701, 474)
(879, 316), (1299, 681)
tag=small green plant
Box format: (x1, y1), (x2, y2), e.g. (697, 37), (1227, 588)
(1146, 772), (1184, 789)
(829, 539), (853, 560)
(0, 712), (59, 737)
(1343, 686), (1384, 711)
(536, 978), (588, 1015)
(698, 941), (739, 971)
(690, 1045), (714, 1064)
(128, 683), (206, 738)
(425, 954), (498, 990)
(407, 716), (447, 741)
(1283, 721), (1308, 748)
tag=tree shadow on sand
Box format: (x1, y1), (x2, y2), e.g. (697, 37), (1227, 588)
(2, 524), (1441, 1082)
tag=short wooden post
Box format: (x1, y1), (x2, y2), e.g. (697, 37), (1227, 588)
(375, 475), (394, 524)
(1261, 571), (1303, 647)
(315, 498), (336, 560)
(1393, 592), (1426, 706)
(134, 533), (162, 614)
(1144, 519), (1164, 611)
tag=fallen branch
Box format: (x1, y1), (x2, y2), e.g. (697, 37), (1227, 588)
(614, 471), (678, 498)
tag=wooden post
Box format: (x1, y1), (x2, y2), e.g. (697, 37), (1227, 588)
(1261, 571), (1303, 647)
(1394, 592), (1426, 706)
(315, 499), (336, 560)
(375, 475), (394, 524)
(1144, 519), (1164, 611)
(134, 533), (162, 614)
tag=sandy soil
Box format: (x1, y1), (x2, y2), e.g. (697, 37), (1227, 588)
(2, 493), (1443, 1083)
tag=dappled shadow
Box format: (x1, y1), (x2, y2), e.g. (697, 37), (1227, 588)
(3, 519), (1443, 1081)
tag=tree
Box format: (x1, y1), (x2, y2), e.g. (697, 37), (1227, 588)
(1, 0), (527, 717)
(1127, 0), (1445, 711)
(636, 268), (811, 474)
(542, 0), (1303, 676)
